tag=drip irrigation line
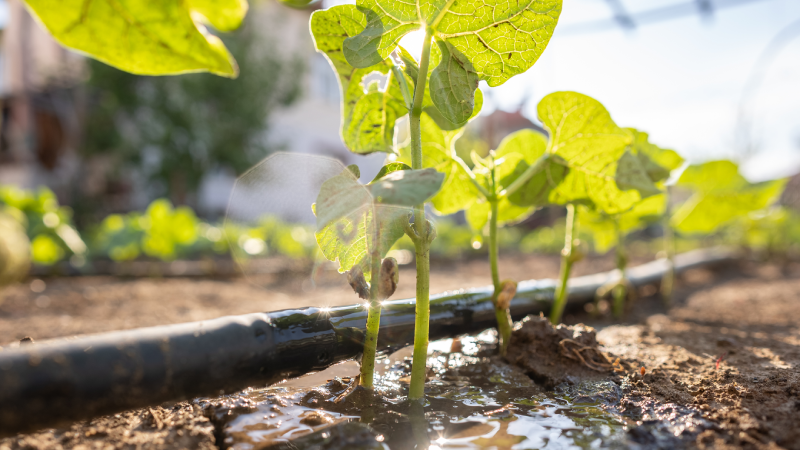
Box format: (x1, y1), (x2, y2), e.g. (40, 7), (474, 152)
(0, 247), (736, 437)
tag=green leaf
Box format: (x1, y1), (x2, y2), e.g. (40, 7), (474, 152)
(672, 160), (787, 234)
(314, 165), (443, 281)
(316, 203), (407, 283)
(368, 168), (445, 205)
(537, 91), (638, 214)
(343, 0), (562, 119)
(397, 112), (482, 215)
(626, 128), (684, 179)
(429, 41), (479, 124)
(499, 129), (567, 207)
(580, 194), (666, 253)
(370, 162), (412, 182)
(310, 5), (408, 154)
(467, 152), (535, 232)
(615, 149), (661, 198)
(314, 168), (373, 230)
(676, 160), (747, 193)
(187, 0), (248, 32)
(24, 0), (243, 77)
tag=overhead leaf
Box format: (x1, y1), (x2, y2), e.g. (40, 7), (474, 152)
(672, 160), (787, 234)
(310, 5), (408, 154)
(343, 0), (562, 122)
(429, 41), (480, 124)
(24, 0), (244, 77)
(536, 92), (638, 214)
(580, 194), (667, 253)
(188, 0), (248, 32)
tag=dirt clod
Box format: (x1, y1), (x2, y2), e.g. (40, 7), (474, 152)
(505, 315), (617, 388)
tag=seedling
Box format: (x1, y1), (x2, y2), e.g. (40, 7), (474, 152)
(312, 163), (443, 389)
(580, 130), (683, 316)
(311, 0), (563, 400)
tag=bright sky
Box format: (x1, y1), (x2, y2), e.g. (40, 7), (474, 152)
(330, 0), (800, 181)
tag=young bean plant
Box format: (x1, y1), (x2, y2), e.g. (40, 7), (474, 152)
(310, 0), (564, 400)
(579, 130), (684, 316)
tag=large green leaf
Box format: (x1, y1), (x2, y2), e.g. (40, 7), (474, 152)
(343, 0), (562, 123)
(580, 194), (667, 253)
(24, 0), (244, 77)
(672, 160), (787, 234)
(535, 92), (643, 214)
(310, 5), (408, 154)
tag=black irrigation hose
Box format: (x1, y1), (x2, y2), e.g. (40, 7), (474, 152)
(0, 247), (735, 436)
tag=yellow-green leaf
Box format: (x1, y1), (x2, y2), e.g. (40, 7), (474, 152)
(310, 5), (408, 154)
(24, 0), (243, 77)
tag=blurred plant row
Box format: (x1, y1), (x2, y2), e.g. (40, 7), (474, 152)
(1, 181), (797, 271)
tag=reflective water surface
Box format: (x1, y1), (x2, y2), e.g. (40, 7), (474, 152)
(199, 330), (634, 449)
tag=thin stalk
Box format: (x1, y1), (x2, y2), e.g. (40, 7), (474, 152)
(408, 27), (435, 403)
(360, 207), (383, 389)
(612, 217), (628, 318)
(499, 154), (549, 198)
(489, 198), (513, 355)
(661, 188), (675, 305)
(550, 204), (576, 324)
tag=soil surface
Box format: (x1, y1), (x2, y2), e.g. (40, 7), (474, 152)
(1, 254), (799, 449)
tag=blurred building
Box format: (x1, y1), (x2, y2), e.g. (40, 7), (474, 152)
(0, 0), (84, 198)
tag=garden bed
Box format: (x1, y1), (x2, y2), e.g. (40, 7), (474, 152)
(1, 255), (799, 449)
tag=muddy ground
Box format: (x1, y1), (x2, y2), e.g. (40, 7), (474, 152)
(1, 253), (799, 449)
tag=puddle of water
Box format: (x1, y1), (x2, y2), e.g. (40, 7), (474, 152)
(202, 330), (629, 450)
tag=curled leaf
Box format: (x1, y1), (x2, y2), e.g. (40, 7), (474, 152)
(378, 257), (400, 300)
(347, 265), (370, 299)
(495, 280), (518, 310)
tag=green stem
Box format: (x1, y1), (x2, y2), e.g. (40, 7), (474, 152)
(489, 198), (513, 355)
(612, 217), (628, 318)
(550, 204), (576, 324)
(360, 206), (383, 389)
(408, 27), (434, 403)
(661, 188), (675, 306)
(499, 154), (549, 198)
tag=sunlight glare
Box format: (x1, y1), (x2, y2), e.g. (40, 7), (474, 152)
(398, 28), (426, 61)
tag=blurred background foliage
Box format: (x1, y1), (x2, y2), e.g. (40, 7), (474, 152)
(80, 16), (303, 209)
(2, 183), (798, 269)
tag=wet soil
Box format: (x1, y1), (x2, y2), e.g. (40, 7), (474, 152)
(1, 255), (799, 449)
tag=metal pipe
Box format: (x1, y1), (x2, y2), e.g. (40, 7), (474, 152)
(0, 247), (735, 436)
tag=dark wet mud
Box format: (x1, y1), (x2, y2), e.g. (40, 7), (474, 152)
(198, 325), (716, 450)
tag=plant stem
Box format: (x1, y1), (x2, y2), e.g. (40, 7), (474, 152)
(408, 27), (434, 403)
(489, 198), (513, 355)
(612, 217), (627, 318)
(360, 206), (383, 389)
(499, 154), (548, 198)
(661, 188), (675, 306)
(550, 204), (576, 324)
